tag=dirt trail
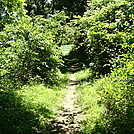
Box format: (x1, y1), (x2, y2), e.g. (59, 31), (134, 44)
(51, 73), (84, 134)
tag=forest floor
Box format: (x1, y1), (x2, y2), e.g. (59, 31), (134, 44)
(50, 66), (84, 134)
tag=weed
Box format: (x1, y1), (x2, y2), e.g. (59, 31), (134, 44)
(75, 69), (105, 134)
(0, 73), (69, 134)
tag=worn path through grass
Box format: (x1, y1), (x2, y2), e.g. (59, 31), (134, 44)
(50, 72), (84, 134)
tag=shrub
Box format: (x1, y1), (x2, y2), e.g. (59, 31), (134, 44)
(0, 16), (62, 89)
(69, 0), (133, 77)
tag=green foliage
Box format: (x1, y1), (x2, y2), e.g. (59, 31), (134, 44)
(99, 52), (134, 133)
(0, 16), (62, 89)
(70, 0), (134, 76)
(75, 58), (133, 133)
(75, 68), (94, 83)
(75, 69), (105, 134)
(47, 11), (73, 46)
(0, 0), (26, 14)
(0, 73), (69, 134)
(73, 1), (134, 133)
(0, 0), (133, 133)
(0, 0), (26, 30)
(54, 0), (87, 17)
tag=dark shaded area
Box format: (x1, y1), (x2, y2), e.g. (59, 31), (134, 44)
(0, 91), (55, 134)
(54, 0), (87, 17)
(60, 48), (95, 85)
(60, 50), (85, 74)
(25, 0), (87, 18)
(25, 0), (49, 17)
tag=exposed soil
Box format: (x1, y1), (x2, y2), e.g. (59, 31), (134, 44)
(49, 69), (84, 134)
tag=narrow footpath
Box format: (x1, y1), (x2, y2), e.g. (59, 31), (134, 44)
(50, 72), (84, 134)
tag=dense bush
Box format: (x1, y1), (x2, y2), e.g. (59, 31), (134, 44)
(0, 16), (63, 89)
(73, 0), (134, 133)
(112, 54), (133, 130)
(76, 51), (133, 133)
(0, 0), (133, 133)
(70, 0), (133, 76)
(97, 52), (134, 133)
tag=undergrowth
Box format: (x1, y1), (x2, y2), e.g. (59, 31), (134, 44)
(75, 69), (94, 84)
(0, 72), (69, 134)
(75, 69), (105, 134)
(75, 66), (134, 134)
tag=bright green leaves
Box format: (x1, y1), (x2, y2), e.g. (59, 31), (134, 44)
(69, 0), (133, 76)
(98, 59), (134, 132)
(0, 16), (63, 89)
(0, 0), (26, 15)
(65, 1), (134, 132)
(71, 1), (134, 133)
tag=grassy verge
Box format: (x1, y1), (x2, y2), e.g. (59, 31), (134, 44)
(0, 72), (69, 134)
(75, 68), (134, 134)
(75, 69), (105, 134)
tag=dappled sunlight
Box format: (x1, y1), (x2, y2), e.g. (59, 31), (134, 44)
(0, 0), (133, 133)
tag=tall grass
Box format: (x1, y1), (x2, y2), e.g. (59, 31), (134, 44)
(75, 66), (134, 134)
(0, 72), (69, 134)
(75, 69), (105, 134)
